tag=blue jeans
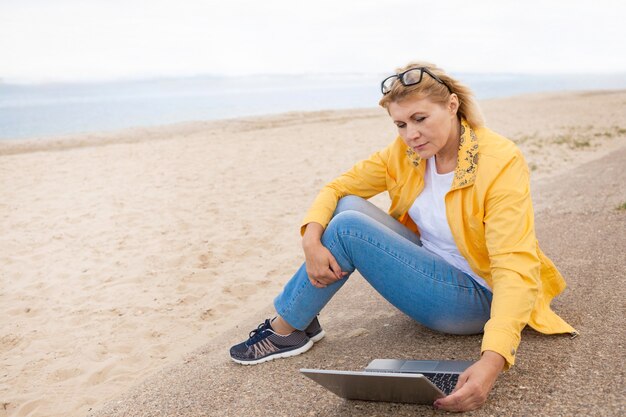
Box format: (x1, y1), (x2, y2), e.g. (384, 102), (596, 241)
(274, 196), (492, 335)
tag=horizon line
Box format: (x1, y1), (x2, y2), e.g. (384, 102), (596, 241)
(3, 70), (626, 86)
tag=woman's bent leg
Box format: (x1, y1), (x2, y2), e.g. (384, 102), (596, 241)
(333, 195), (421, 246)
(275, 196), (418, 330)
(275, 204), (491, 334)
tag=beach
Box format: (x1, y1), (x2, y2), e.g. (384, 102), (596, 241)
(1, 90), (625, 417)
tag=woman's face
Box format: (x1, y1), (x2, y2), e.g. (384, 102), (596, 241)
(387, 94), (460, 160)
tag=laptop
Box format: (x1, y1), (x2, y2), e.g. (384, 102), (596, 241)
(300, 359), (473, 404)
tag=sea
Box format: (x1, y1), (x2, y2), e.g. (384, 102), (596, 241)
(1, 72), (625, 141)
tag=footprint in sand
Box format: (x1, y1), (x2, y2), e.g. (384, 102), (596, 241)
(197, 253), (212, 269)
(0, 333), (23, 352)
(176, 294), (203, 305)
(15, 399), (46, 417)
(257, 279), (271, 288)
(200, 308), (215, 320)
(85, 361), (117, 386)
(343, 328), (369, 339)
(213, 302), (237, 314)
(221, 282), (258, 301)
(48, 367), (84, 383)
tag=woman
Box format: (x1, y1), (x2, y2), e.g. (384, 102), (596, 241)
(229, 62), (577, 411)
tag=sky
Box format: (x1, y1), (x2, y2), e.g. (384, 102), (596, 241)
(1, 0), (625, 83)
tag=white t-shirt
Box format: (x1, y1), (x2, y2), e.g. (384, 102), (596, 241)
(408, 157), (491, 291)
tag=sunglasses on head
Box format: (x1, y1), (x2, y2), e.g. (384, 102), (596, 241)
(381, 67), (451, 95)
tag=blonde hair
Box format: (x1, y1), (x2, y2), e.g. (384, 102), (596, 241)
(378, 61), (485, 128)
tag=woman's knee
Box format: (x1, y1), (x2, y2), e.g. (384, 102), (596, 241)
(326, 210), (367, 232)
(334, 195), (369, 216)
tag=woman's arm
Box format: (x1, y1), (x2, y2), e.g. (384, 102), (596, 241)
(481, 152), (539, 369)
(437, 151), (539, 412)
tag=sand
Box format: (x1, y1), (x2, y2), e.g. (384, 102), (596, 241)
(1, 90), (625, 417)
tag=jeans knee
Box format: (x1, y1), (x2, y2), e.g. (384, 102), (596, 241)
(334, 195), (367, 216)
(326, 210), (364, 232)
(322, 211), (368, 252)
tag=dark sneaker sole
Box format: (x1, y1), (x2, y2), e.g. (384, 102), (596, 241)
(230, 339), (314, 365)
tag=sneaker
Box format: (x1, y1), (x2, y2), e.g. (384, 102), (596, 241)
(305, 316), (325, 343)
(230, 319), (313, 365)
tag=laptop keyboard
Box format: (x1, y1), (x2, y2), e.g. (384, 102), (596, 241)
(421, 373), (459, 395)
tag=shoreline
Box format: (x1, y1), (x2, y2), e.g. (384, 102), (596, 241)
(3, 70), (625, 143)
(1, 89), (625, 417)
(1, 88), (624, 156)
(0, 107), (382, 156)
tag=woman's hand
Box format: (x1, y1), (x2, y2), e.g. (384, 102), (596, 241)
(433, 351), (505, 412)
(302, 222), (347, 288)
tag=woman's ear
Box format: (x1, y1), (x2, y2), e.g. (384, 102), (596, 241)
(449, 94), (459, 115)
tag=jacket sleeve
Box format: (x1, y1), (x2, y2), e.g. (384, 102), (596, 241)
(481, 151), (540, 369)
(300, 145), (392, 235)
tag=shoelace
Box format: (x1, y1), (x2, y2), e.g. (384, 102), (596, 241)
(247, 319), (272, 345)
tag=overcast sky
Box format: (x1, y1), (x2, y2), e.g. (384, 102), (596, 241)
(1, 0), (625, 83)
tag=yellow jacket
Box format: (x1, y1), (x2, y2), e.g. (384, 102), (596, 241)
(301, 119), (577, 368)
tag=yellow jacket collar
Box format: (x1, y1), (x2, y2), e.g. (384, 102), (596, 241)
(405, 118), (478, 190)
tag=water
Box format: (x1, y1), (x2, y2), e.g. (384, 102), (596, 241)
(1, 72), (625, 140)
